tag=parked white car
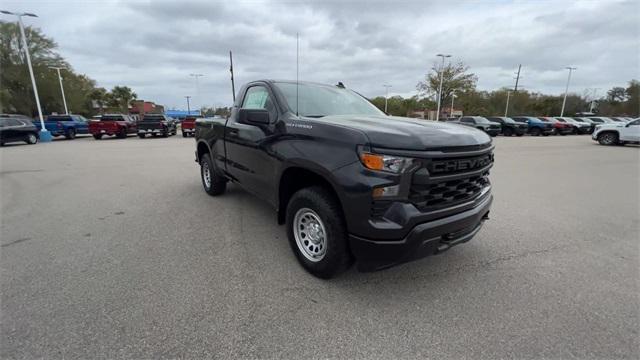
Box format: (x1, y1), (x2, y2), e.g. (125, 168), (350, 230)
(592, 118), (640, 145)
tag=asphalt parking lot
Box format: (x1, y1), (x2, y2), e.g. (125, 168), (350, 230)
(1, 134), (638, 359)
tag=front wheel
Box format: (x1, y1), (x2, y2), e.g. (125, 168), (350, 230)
(597, 132), (618, 145)
(25, 132), (38, 144)
(138, 134), (145, 138)
(286, 186), (353, 279)
(93, 134), (102, 140)
(65, 129), (76, 140)
(503, 128), (513, 137)
(200, 153), (227, 196)
(530, 127), (541, 136)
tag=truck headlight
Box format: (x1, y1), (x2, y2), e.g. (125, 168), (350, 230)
(359, 152), (414, 173)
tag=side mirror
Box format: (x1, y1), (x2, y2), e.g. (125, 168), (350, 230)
(238, 108), (270, 125)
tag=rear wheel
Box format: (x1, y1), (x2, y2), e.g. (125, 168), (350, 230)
(65, 129), (76, 140)
(530, 127), (541, 136)
(200, 153), (227, 196)
(286, 186), (353, 279)
(93, 134), (102, 140)
(25, 132), (38, 145)
(503, 128), (513, 137)
(138, 134), (145, 138)
(597, 132), (618, 145)
(117, 128), (127, 139)
(162, 130), (168, 138)
(182, 132), (187, 137)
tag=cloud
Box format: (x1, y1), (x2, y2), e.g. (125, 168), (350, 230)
(4, 0), (638, 109)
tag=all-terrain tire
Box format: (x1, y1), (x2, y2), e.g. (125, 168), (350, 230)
(200, 153), (227, 196)
(286, 186), (353, 279)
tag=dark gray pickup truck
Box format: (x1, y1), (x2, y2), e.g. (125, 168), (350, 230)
(195, 80), (494, 278)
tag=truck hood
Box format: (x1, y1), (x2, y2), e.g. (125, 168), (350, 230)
(310, 115), (491, 150)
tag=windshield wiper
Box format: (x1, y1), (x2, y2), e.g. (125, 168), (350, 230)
(303, 115), (326, 118)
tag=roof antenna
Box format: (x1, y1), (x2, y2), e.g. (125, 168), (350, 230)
(296, 32), (299, 117)
(229, 51), (236, 103)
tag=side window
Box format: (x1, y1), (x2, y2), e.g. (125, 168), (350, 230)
(460, 117), (473, 123)
(242, 86), (275, 112)
(629, 119), (640, 126)
(0, 119), (7, 128)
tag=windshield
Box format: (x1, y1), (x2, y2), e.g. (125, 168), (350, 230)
(275, 82), (384, 118)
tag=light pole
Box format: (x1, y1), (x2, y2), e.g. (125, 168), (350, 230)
(589, 88), (600, 113)
(504, 91), (511, 117)
(49, 66), (68, 114)
(185, 96), (191, 115)
(189, 73), (203, 111)
(450, 89), (456, 117)
(1, 10), (50, 141)
(382, 84), (392, 113)
(560, 67), (576, 117)
(435, 54), (451, 121)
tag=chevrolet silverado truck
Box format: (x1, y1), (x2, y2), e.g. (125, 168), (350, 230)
(512, 116), (555, 136)
(486, 116), (527, 136)
(137, 114), (177, 138)
(89, 114), (137, 139)
(592, 118), (640, 145)
(195, 80), (494, 278)
(181, 116), (199, 137)
(34, 114), (89, 139)
(449, 116), (501, 136)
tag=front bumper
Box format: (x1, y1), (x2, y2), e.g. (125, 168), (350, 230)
(350, 193), (492, 271)
(182, 128), (195, 133)
(486, 129), (501, 136)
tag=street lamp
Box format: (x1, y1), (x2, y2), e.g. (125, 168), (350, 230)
(589, 88), (600, 113)
(49, 66), (68, 114)
(560, 67), (577, 117)
(504, 91), (511, 117)
(382, 84), (392, 114)
(1, 10), (51, 141)
(435, 54), (451, 121)
(450, 89), (456, 117)
(185, 96), (191, 115)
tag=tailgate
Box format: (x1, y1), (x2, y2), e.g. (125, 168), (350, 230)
(138, 121), (164, 130)
(90, 121), (118, 132)
(182, 120), (195, 129)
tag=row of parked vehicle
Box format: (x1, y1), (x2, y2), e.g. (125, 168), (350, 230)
(0, 113), (204, 146)
(446, 115), (637, 137)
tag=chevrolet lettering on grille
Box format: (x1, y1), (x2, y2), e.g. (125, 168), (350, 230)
(431, 154), (493, 174)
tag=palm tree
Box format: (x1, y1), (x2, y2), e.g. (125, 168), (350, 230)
(109, 86), (137, 114)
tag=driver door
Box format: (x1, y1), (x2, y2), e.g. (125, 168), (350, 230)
(620, 119), (640, 142)
(225, 85), (280, 205)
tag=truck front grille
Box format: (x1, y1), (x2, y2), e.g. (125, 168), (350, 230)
(409, 149), (493, 212)
(409, 172), (489, 211)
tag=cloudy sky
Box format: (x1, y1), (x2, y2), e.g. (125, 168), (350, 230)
(4, 0), (639, 109)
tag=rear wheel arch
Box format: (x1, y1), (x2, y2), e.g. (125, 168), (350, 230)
(196, 141), (211, 163)
(277, 166), (344, 225)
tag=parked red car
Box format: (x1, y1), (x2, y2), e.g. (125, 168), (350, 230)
(89, 114), (137, 139)
(538, 117), (573, 135)
(181, 116), (199, 137)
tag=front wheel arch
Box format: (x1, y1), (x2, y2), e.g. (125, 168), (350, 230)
(277, 166), (345, 226)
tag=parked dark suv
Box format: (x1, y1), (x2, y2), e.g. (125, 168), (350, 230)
(486, 116), (527, 136)
(0, 115), (39, 146)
